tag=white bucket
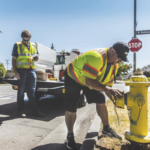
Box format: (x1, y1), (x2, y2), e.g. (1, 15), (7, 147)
(35, 64), (47, 73)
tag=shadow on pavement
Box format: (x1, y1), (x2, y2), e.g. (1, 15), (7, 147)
(32, 142), (82, 150)
(80, 139), (96, 150)
(85, 132), (98, 139)
(0, 96), (65, 125)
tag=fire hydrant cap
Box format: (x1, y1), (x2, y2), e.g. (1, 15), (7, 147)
(130, 68), (148, 82)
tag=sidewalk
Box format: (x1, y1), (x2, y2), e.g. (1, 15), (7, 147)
(114, 80), (125, 84)
(80, 114), (100, 150)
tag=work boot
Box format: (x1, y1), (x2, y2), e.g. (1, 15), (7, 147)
(65, 133), (78, 150)
(102, 127), (122, 140)
(17, 111), (26, 118)
(32, 111), (45, 117)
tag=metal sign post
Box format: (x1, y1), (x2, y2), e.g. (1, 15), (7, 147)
(132, 1), (150, 73)
(133, 0), (136, 73)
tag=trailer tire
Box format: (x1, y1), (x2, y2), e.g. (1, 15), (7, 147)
(78, 91), (86, 108)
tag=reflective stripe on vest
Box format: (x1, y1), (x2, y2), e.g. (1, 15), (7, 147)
(18, 44), (29, 56)
(82, 63), (99, 77)
(111, 65), (116, 76)
(108, 78), (114, 84)
(69, 63), (84, 85)
(16, 42), (36, 69)
(18, 43), (37, 57)
(98, 50), (106, 71)
(32, 44), (36, 50)
(16, 62), (35, 66)
(109, 65), (115, 78)
(108, 64), (116, 84)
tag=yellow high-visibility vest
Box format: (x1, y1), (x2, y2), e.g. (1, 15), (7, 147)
(67, 48), (118, 88)
(16, 41), (37, 69)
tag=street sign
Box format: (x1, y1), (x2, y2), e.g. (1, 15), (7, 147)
(128, 38), (142, 52)
(136, 30), (150, 35)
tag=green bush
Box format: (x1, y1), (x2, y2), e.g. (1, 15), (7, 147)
(0, 63), (7, 78)
(143, 71), (150, 77)
(116, 62), (132, 77)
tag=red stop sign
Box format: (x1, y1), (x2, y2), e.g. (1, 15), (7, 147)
(128, 38), (142, 52)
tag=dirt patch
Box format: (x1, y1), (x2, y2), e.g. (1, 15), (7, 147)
(95, 136), (150, 150)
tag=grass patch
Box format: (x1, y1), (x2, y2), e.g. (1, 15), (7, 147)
(124, 80), (130, 82)
(94, 93), (150, 150)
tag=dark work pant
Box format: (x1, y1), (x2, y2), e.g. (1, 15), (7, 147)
(17, 69), (38, 112)
(64, 69), (105, 112)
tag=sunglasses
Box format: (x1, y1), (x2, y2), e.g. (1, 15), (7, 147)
(23, 39), (30, 42)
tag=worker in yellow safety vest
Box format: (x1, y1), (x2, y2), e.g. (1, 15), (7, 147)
(12, 30), (45, 118)
(64, 42), (129, 150)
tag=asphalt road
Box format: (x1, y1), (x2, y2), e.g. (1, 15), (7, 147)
(0, 82), (129, 150)
(0, 85), (97, 150)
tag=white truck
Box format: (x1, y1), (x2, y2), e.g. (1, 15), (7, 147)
(3, 43), (86, 107)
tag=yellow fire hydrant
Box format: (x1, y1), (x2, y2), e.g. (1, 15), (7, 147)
(115, 68), (150, 143)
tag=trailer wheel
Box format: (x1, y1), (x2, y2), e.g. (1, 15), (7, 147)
(78, 90), (86, 108)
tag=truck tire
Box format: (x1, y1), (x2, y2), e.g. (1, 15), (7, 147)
(78, 90), (86, 108)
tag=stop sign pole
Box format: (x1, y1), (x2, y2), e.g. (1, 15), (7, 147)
(133, 0), (136, 73)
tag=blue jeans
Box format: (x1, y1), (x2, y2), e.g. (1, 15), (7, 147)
(17, 69), (38, 112)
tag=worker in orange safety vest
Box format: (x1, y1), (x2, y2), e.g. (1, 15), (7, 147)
(64, 42), (129, 150)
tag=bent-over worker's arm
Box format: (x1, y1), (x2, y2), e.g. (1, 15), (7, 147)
(85, 77), (123, 100)
(85, 77), (110, 92)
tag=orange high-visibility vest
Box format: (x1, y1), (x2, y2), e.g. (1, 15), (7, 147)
(67, 48), (118, 88)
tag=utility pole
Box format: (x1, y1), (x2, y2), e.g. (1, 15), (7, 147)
(5, 59), (10, 70)
(133, 0), (137, 73)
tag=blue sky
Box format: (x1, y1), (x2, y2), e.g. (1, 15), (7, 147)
(0, 0), (150, 70)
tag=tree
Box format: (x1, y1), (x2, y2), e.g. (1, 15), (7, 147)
(141, 67), (145, 72)
(0, 63), (7, 78)
(61, 50), (65, 64)
(116, 62), (132, 77)
(144, 66), (148, 71)
(147, 65), (150, 70)
(61, 50), (65, 54)
(141, 65), (150, 72)
(143, 71), (150, 77)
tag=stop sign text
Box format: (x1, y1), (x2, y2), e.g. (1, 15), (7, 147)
(128, 38), (142, 52)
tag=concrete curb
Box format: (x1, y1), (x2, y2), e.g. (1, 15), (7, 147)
(80, 113), (100, 150)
